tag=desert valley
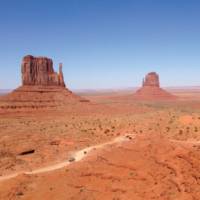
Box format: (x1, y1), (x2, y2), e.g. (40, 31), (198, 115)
(2, 1), (200, 199)
(0, 55), (200, 200)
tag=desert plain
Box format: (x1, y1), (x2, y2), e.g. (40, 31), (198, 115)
(1, 56), (200, 200)
(1, 87), (200, 200)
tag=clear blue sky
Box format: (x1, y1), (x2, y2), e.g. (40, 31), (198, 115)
(0, 0), (200, 89)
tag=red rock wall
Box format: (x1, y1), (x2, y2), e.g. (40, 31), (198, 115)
(21, 55), (65, 87)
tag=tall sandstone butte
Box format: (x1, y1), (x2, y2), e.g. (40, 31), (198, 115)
(0, 55), (88, 110)
(22, 55), (65, 87)
(134, 72), (176, 100)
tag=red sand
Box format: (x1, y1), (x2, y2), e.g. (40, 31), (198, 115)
(1, 134), (200, 200)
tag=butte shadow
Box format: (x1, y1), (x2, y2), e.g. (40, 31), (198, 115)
(0, 55), (89, 111)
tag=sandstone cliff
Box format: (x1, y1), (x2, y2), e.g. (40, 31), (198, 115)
(22, 55), (65, 87)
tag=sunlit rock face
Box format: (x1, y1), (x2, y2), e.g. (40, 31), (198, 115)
(0, 55), (88, 111)
(22, 55), (65, 87)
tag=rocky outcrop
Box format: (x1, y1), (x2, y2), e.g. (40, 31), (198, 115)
(58, 63), (65, 87)
(134, 72), (176, 100)
(22, 55), (65, 87)
(0, 55), (89, 111)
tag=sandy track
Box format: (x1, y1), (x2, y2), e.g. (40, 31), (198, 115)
(0, 135), (132, 182)
(1, 135), (198, 183)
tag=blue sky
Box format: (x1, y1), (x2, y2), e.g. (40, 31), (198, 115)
(0, 0), (200, 89)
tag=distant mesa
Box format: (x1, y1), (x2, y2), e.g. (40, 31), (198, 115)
(0, 55), (89, 111)
(133, 72), (176, 100)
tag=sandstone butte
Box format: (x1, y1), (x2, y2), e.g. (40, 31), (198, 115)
(21, 55), (65, 87)
(133, 72), (177, 100)
(0, 55), (89, 111)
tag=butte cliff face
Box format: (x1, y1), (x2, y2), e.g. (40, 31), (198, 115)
(0, 55), (88, 111)
(142, 72), (160, 87)
(22, 55), (65, 87)
(134, 72), (176, 100)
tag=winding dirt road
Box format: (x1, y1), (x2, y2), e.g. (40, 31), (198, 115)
(1, 135), (199, 183)
(0, 135), (132, 182)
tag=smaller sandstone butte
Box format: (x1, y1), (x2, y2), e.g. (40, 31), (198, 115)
(142, 72), (160, 87)
(134, 72), (176, 100)
(22, 55), (65, 87)
(0, 55), (89, 111)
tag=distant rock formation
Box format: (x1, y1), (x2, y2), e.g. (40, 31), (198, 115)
(0, 55), (89, 111)
(134, 72), (176, 100)
(22, 55), (65, 87)
(142, 72), (160, 87)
